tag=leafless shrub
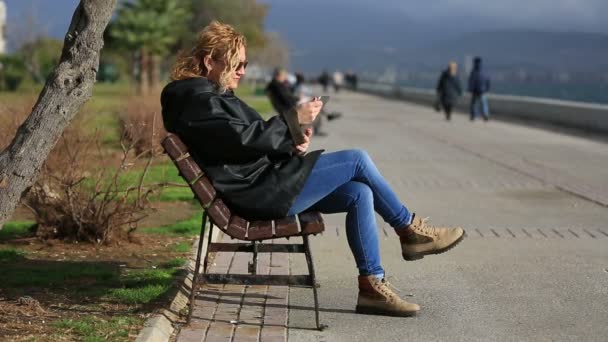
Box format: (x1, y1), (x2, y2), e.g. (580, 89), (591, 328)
(120, 94), (167, 156)
(2, 99), (167, 244)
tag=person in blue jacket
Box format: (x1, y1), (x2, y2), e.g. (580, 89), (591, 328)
(468, 57), (491, 121)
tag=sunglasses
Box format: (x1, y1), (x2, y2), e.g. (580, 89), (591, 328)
(236, 60), (249, 70)
(211, 57), (248, 71)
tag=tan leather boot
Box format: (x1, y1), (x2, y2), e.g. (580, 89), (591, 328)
(399, 215), (465, 261)
(356, 275), (420, 317)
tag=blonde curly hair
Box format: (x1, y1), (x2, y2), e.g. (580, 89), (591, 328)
(170, 21), (247, 90)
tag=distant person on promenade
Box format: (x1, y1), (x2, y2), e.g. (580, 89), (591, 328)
(265, 68), (298, 117)
(346, 70), (358, 90)
(436, 62), (462, 121)
(468, 56), (491, 121)
(333, 70), (344, 93)
(266, 69), (333, 137)
(319, 70), (331, 93)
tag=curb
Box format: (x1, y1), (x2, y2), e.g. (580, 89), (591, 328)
(135, 224), (221, 342)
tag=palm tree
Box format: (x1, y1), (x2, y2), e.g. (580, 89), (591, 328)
(110, 0), (190, 94)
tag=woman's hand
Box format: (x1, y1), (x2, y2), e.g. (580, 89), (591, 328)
(294, 128), (313, 154)
(296, 97), (323, 124)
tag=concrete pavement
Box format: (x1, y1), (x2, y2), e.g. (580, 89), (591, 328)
(288, 90), (608, 341)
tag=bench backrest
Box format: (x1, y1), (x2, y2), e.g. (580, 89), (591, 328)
(161, 134), (324, 241)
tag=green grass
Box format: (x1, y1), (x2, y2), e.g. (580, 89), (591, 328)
(244, 96), (274, 118)
(1, 255), (184, 305)
(81, 83), (133, 146)
(156, 186), (195, 202)
(235, 81), (275, 119)
(141, 163), (193, 202)
(142, 213), (203, 237)
(0, 221), (35, 241)
(91, 82), (133, 99)
(0, 248), (26, 262)
(173, 241), (191, 253)
(110, 162), (184, 188)
(234, 82), (256, 96)
(161, 257), (186, 269)
(107, 266), (181, 304)
(1, 82), (131, 148)
(108, 284), (170, 305)
(52, 316), (142, 342)
(79, 162), (193, 203)
(1, 261), (119, 288)
(84, 111), (122, 146)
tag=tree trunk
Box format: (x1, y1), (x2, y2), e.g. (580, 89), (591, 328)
(0, 0), (117, 230)
(138, 48), (150, 95)
(149, 54), (161, 93)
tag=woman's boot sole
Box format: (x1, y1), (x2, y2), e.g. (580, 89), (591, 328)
(402, 231), (466, 261)
(355, 305), (418, 317)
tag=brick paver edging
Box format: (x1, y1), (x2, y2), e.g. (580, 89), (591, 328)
(176, 235), (290, 342)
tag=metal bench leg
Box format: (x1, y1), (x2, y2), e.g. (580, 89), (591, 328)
(248, 241), (258, 274)
(303, 235), (326, 331)
(203, 222), (215, 274)
(188, 211), (208, 324)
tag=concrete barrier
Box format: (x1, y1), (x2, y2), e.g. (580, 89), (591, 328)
(357, 81), (608, 134)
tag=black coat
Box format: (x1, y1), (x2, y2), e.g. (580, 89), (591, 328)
(436, 70), (463, 106)
(161, 77), (322, 220)
(264, 78), (298, 115)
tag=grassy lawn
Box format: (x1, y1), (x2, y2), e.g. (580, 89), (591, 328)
(0, 221), (36, 240)
(142, 213), (203, 237)
(52, 316), (141, 342)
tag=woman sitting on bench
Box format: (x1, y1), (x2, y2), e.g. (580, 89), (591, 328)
(161, 21), (465, 317)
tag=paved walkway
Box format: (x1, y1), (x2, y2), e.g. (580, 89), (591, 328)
(177, 235), (291, 342)
(176, 90), (608, 341)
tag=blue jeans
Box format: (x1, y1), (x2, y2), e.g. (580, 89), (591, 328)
(287, 149), (413, 277)
(470, 93), (490, 120)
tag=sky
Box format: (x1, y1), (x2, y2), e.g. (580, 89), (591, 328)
(3, 0), (608, 72)
(261, 0), (608, 34)
(3, 0), (607, 45)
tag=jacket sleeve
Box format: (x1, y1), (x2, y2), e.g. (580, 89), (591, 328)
(436, 72), (445, 93)
(467, 74), (474, 93)
(176, 94), (295, 162)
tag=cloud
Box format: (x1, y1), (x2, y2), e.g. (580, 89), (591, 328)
(263, 0), (608, 33)
(394, 0), (608, 32)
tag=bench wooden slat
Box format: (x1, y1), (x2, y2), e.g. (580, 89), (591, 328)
(207, 198), (231, 228)
(226, 216), (248, 240)
(275, 216), (299, 237)
(299, 212), (325, 235)
(162, 135), (188, 159)
(190, 176), (216, 207)
(247, 220), (274, 241)
(176, 156), (203, 183)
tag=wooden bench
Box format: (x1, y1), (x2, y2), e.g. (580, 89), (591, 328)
(162, 134), (326, 330)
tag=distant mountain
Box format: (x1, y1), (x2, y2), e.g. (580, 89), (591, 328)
(264, 1), (444, 72)
(269, 8), (608, 76)
(420, 31), (608, 73)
